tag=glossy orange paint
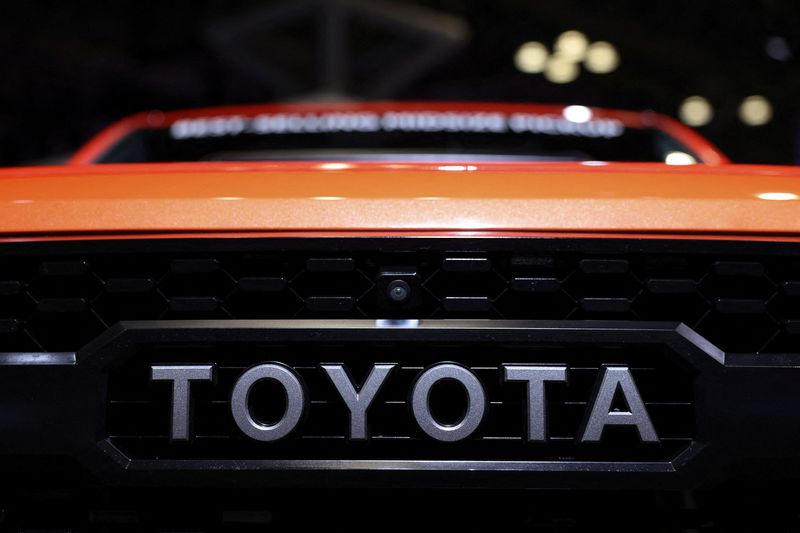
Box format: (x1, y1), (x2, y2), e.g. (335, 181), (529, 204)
(68, 101), (729, 165)
(2, 161), (799, 239)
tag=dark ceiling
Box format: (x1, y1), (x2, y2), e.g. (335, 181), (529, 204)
(2, 0), (799, 165)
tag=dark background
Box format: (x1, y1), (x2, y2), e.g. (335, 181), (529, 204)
(2, 0), (799, 166)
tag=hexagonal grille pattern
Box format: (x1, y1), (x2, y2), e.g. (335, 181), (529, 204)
(1, 238), (800, 354)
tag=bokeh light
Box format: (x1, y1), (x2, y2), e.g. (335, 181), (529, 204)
(739, 95), (773, 126)
(544, 54), (580, 83)
(555, 31), (589, 62)
(563, 105), (593, 123)
(584, 41), (619, 73)
(514, 41), (549, 73)
(665, 151), (697, 165)
(678, 96), (713, 127)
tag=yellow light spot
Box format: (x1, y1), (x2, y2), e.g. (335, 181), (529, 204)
(544, 54), (579, 84)
(584, 41), (619, 73)
(555, 31), (589, 62)
(514, 41), (549, 73)
(678, 96), (713, 127)
(739, 95), (773, 126)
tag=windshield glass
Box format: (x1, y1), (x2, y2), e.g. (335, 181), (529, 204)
(96, 110), (699, 164)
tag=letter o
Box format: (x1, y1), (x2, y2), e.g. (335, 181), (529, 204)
(411, 363), (486, 442)
(230, 363), (306, 442)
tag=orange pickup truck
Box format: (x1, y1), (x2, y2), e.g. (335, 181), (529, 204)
(1, 102), (799, 530)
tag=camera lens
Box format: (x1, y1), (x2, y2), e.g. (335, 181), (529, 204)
(387, 279), (411, 303)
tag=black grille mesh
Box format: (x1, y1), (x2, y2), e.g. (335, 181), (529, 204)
(1, 238), (800, 354)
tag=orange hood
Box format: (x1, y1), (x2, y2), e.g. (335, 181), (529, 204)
(2, 161), (800, 239)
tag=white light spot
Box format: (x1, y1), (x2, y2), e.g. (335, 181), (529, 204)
(437, 165), (477, 171)
(313, 196), (346, 201)
(562, 105), (593, 123)
(757, 192), (799, 201)
(555, 31), (589, 62)
(584, 41), (619, 73)
(375, 319), (420, 328)
(580, 161), (609, 166)
(544, 54), (579, 83)
(664, 151), (697, 165)
(214, 196), (244, 201)
(315, 163), (353, 170)
(514, 41), (549, 73)
(678, 96), (713, 127)
(739, 95), (773, 126)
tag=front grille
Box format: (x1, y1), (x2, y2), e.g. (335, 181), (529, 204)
(1, 238), (800, 354)
(3, 238), (800, 493)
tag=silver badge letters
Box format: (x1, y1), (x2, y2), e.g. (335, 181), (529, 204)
(411, 363), (487, 442)
(579, 366), (659, 443)
(151, 364), (215, 441)
(230, 363), (307, 442)
(321, 363), (396, 440)
(152, 362), (658, 443)
(503, 365), (568, 442)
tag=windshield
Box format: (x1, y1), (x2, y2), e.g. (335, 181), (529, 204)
(95, 110), (700, 164)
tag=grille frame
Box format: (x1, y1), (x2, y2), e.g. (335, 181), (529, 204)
(71, 318), (722, 488)
(3, 238), (800, 489)
(102, 319), (699, 465)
